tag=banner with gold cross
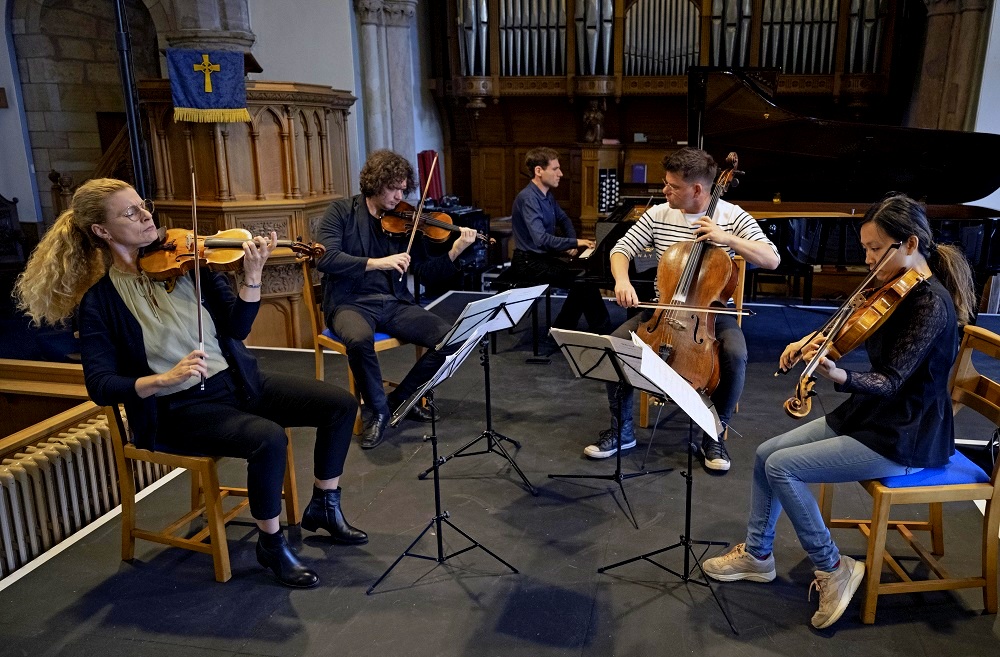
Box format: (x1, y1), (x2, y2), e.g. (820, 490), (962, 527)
(166, 48), (251, 123)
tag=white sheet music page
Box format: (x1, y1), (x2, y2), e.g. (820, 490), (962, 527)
(629, 332), (720, 438)
(578, 247), (594, 259)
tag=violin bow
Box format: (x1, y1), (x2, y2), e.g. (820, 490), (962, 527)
(190, 167), (206, 391)
(400, 152), (439, 281)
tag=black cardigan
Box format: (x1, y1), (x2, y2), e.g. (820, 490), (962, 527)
(79, 271), (262, 450)
(826, 277), (958, 468)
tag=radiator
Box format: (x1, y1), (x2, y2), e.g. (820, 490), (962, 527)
(0, 412), (172, 579)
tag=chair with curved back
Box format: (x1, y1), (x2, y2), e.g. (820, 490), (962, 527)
(819, 323), (1000, 623)
(300, 259), (423, 434)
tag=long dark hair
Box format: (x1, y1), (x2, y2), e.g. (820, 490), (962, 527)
(861, 193), (976, 325)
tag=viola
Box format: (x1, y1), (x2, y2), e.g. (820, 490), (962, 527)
(381, 201), (493, 245)
(783, 266), (926, 419)
(636, 152), (741, 394)
(139, 227), (324, 286)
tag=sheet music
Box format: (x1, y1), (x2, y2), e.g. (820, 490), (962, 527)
(630, 332), (721, 438)
(550, 329), (659, 393)
(578, 247), (594, 259)
(437, 284), (548, 349)
(391, 326), (485, 426)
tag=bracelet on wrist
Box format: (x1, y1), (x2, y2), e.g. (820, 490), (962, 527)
(242, 282), (262, 289)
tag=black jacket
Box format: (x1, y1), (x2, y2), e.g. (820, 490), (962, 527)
(315, 195), (460, 321)
(79, 271), (261, 450)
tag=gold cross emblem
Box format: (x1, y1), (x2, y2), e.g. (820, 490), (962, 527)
(193, 54), (221, 93)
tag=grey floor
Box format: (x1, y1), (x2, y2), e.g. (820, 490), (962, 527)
(1, 292), (999, 657)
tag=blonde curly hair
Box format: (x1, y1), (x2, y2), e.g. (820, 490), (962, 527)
(14, 178), (132, 327)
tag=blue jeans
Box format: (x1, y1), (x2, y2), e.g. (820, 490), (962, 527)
(744, 417), (920, 571)
(606, 311), (746, 435)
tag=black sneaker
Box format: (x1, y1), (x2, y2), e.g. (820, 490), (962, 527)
(700, 434), (731, 471)
(584, 428), (637, 459)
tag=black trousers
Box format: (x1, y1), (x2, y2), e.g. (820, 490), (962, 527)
(510, 249), (610, 331)
(329, 294), (454, 417)
(156, 370), (357, 520)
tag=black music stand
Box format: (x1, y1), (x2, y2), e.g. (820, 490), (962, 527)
(368, 327), (518, 595)
(546, 329), (675, 529)
(417, 285), (548, 495)
(597, 337), (738, 634)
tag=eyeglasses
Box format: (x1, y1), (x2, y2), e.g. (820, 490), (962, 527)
(662, 178), (688, 192)
(117, 199), (155, 221)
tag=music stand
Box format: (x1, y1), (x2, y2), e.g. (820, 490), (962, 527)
(368, 327), (518, 595)
(417, 285), (548, 495)
(597, 336), (738, 634)
(546, 329), (675, 529)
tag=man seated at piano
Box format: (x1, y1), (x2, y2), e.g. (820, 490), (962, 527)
(509, 147), (612, 334)
(585, 147), (780, 472)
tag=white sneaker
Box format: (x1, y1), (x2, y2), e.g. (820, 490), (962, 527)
(702, 543), (776, 582)
(809, 555), (865, 629)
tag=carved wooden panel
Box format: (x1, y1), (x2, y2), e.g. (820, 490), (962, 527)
(137, 80), (356, 348)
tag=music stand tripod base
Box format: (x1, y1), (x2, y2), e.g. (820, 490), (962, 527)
(368, 390), (518, 595)
(596, 419), (738, 634)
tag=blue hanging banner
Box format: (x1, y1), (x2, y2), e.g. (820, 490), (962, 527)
(166, 48), (251, 123)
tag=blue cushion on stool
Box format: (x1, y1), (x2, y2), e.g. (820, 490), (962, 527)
(322, 328), (395, 343)
(879, 449), (990, 488)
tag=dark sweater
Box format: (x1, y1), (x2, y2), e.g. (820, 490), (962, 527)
(79, 271), (262, 450)
(826, 277), (958, 468)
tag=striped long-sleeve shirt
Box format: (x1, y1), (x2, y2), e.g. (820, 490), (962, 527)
(609, 199), (778, 263)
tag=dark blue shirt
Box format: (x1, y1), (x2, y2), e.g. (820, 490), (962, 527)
(511, 182), (577, 254)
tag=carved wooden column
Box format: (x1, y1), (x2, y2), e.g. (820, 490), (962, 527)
(912, 0), (993, 130)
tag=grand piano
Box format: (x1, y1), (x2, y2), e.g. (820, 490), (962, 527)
(586, 68), (1000, 304)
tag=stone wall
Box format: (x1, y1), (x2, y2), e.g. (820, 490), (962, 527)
(11, 0), (159, 223)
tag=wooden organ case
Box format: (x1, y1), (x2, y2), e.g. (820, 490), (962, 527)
(137, 80), (356, 348)
(431, 0), (934, 238)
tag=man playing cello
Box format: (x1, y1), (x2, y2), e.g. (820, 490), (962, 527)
(584, 148), (780, 471)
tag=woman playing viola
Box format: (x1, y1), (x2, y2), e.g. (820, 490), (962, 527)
(15, 178), (367, 589)
(702, 193), (977, 628)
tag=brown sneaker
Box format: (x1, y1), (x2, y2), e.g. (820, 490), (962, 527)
(808, 555), (865, 629)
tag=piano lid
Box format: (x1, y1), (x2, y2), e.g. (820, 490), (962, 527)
(688, 68), (1000, 206)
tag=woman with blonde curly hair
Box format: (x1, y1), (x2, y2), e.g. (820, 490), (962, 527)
(15, 178), (366, 588)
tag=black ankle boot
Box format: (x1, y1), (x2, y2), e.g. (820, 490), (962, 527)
(301, 486), (369, 545)
(256, 530), (319, 588)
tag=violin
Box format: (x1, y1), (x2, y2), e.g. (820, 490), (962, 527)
(139, 227), (324, 288)
(782, 262), (926, 419)
(636, 153), (742, 394)
(381, 201), (493, 245)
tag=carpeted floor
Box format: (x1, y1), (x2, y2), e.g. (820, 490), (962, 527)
(1, 291), (998, 657)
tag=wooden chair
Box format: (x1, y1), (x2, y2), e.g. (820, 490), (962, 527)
(819, 324), (1000, 623)
(300, 259), (423, 434)
(106, 404), (299, 583)
(639, 255), (747, 429)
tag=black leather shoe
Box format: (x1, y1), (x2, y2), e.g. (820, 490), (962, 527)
(405, 403), (434, 423)
(301, 486), (368, 544)
(256, 531), (319, 588)
(360, 413), (389, 449)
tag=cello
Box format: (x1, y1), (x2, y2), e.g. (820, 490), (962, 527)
(637, 153), (742, 394)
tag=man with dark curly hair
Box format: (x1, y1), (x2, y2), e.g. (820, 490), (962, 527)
(316, 150), (478, 449)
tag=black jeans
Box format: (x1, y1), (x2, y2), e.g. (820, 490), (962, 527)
(510, 249), (610, 331)
(329, 294), (454, 417)
(156, 370), (357, 520)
